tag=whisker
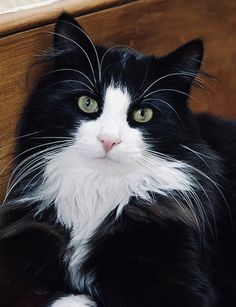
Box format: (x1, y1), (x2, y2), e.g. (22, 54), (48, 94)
(42, 31), (97, 86)
(1, 140), (72, 183)
(176, 189), (202, 232)
(41, 68), (94, 88)
(181, 145), (215, 173)
(142, 97), (181, 121)
(0, 131), (41, 143)
(133, 66), (149, 102)
(42, 79), (93, 92)
(100, 45), (139, 71)
(59, 20), (102, 85)
(140, 72), (195, 98)
(139, 71), (210, 99)
(144, 148), (231, 223)
(143, 88), (201, 104)
(4, 144), (70, 203)
(140, 150), (227, 235)
(4, 141), (72, 200)
(185, 173), (216, 239)
(101, 62), (117, 78)
(31, 136), (73, 140)
(138, 156), (203, 230)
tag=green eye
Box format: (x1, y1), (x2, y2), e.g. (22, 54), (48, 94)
(133, 107), (153, 123)
(77, 96), (98, 113)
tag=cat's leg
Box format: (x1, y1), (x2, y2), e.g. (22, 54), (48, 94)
(49, 294), (97, 307)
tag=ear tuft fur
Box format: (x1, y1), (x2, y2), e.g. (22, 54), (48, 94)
(157, 39), (205, 99)
(164, 39), (204, 74)
(54, 12), (83, 51)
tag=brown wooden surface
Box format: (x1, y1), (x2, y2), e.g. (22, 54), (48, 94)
(0, 0), (236, 201)
(0, 0), (135, 37)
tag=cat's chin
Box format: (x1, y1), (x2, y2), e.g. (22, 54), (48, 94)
(85, 155), (136, 175)
(95, 155), (118, 163)
(91, 155), (122, 170)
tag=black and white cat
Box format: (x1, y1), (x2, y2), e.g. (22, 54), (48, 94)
(1, 13), (236, 307)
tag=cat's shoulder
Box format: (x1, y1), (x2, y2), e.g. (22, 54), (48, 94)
(196, 113), (236, 173)
(196, 112), (236, 157)
(197, 112), (236, 131)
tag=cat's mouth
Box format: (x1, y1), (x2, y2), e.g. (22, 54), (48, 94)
(96, 155), (118, 163)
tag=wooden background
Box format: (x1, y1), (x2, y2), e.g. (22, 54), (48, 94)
(0, 0), (236, 201)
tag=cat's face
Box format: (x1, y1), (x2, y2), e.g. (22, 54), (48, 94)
(73, 85), (144, 174)
(16, 13), (203, 176)
(3, 13), (211, 240)
(9, 12), (206, 214)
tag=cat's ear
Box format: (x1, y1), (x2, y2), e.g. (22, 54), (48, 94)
(167, 39), (203, 72)
(54, 13), (83, 51)
(54, 13), (93, 68)
(163, 39), (203, 75)
(158, 39), (204, 101)
(160, 39), (204, 89)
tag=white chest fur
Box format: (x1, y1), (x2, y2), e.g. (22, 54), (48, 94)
(34, 143), (193, 288)
(32, 86), (194, 289)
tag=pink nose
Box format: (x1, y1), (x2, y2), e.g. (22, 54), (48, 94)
(98, 135), (121, 153)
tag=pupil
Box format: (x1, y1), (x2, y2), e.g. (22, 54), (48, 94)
(86, 99), (91, 107)
(140, 109), (145, 117)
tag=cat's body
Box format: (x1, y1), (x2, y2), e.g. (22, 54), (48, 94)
(1, 13), (236, 307)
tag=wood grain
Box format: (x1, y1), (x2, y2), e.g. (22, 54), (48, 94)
(0, 0), (135, 37)
(0, 0), (236, 201)
(0, 0), (59, 14)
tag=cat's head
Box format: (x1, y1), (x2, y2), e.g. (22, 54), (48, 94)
(8, 13), (210, 219)
(16, 13), (203, 173)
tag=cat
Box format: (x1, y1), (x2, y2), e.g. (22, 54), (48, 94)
(1, 12), (236, 307)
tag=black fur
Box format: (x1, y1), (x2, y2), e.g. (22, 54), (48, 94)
(1, 13), (236, 307)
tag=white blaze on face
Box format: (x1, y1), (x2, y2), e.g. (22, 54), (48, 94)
(75, 85), (144, 172)
(33, 84), (193, 289)
(98, 85), (130, 137)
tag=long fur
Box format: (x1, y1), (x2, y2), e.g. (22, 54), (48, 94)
(1, 13), (236, 307)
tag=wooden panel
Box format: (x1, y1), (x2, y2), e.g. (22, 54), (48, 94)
(0, 0), (135, 37)
(0, 0), (60, 14)
(0, 0), (236, 201)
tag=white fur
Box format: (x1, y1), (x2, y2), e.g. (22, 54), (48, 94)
(30, 85), (194, 289)
(50, 294), (96, 307)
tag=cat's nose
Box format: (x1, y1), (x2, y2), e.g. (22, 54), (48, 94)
(98, 134), (121, 154)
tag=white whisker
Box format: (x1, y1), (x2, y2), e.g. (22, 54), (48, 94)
(145, 148), (231, 224)
(100, 45), (139, 71)
(60, 20), (102, 85)
(4, 141), (72, 203)
(43, 79), (93, 92)
(181, 145), (215, 173)
(142, 97), (181, 121)
(140, 72), (197, 98)
(143, 88), (200, 103)
(43, 31), (97, 86)
(42, 68), (94, 88)
(0, 131), (41, 143)
(3, 140), (72, 186)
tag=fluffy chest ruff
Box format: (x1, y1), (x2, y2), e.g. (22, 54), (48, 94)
(32, 143), (194, 288)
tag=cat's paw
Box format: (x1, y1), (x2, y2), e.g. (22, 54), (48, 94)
(49, 294), (96, 307)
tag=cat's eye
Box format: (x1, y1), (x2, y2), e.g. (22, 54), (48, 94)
(77, 96), (99, 113)
(133, 107), (153, 123)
